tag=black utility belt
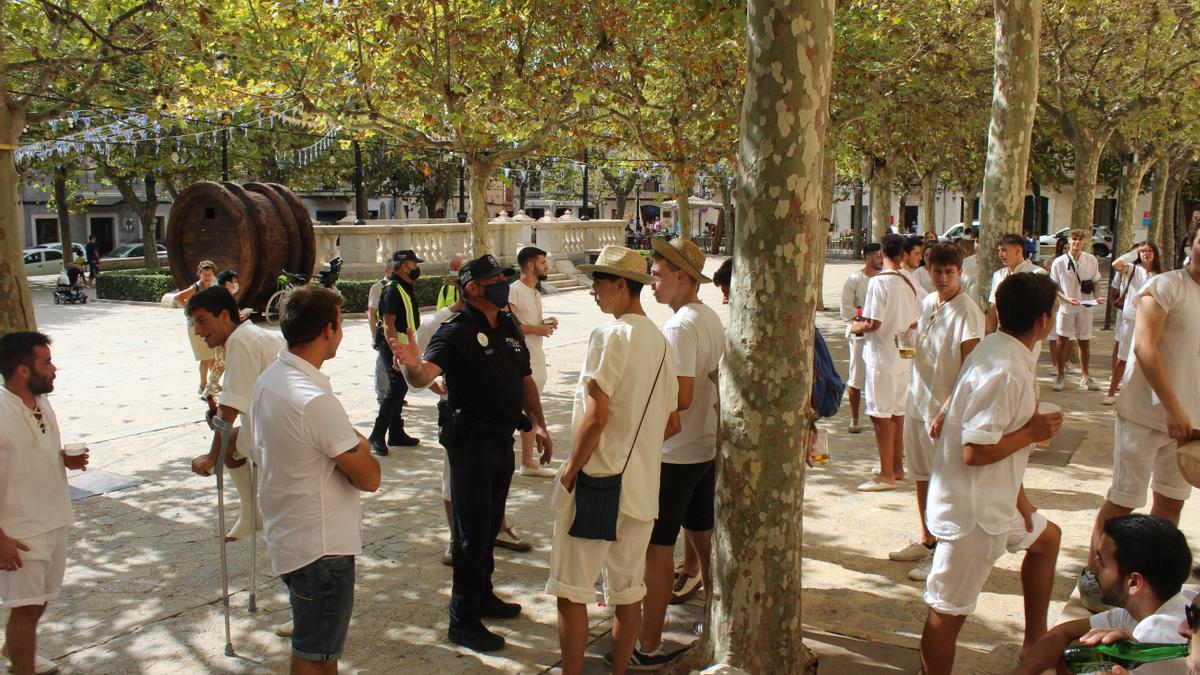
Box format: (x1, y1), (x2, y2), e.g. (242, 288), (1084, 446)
(437, 399), (531, 436)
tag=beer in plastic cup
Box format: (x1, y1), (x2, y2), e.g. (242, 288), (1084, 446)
(63, 442), (87, 457)
(1035, 402), (1061, 446)
(810, 429), (830, 466)
(895, 328), (917, 359)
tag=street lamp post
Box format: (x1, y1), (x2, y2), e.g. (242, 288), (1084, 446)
(581, 148), (590, 220)
(353, 140), (365, 224)
(635, 175), (642, 230)
(457, 158), (467, 223)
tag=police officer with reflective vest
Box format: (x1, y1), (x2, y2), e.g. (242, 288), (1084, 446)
(370, 249), (422, 455)
(389, 254), (553, 653)
(437, 253), (466, 309)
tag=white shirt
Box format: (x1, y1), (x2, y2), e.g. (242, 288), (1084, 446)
(661, 303), (724, 464)
(217, 321), (285, 459)
(572, 315), (679, 521)
(251, 350), (363, 575)
(840, 270), (872, 337)
(961, 254), (979, 301)
(1121, 265), (1154, 322)
(1050, 251), (1101, 314)
(862, 270), (921, 375)
(0, 389), (72, 538)
(367, 280), (383, 310)
(989, 259), (1045, 305)
(1117, 270), (1200, 433)
(912, 266), (935, 295)
(1090, 589), (1195, 675)
(908, 292), (985, 422)
(508, 280), (546, 365)
(926, 332), (1037, 540)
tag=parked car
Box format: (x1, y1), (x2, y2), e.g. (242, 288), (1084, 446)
(1038, 226), (1114, 257)
(34, 242), (86, 259)
(23, 247), (66, 276)
(103, 242), (168, 259)
(939, 221), (980, 242)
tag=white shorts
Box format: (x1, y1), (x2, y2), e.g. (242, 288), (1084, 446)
(1056, 309), (1093, 341)
(865, 370), (909, 419)
(924, 513), (1049, 616)
(531, 362), (548, 393)
(847, 337), (867, 390)
(903, 413), (935, 481)
(545, 482), (654, 606)
(1108, 417), (1193, 508)
(1116, 317), (1135, 362)
(1, 526), (68, 608)
(1047, 325), (1059, 342)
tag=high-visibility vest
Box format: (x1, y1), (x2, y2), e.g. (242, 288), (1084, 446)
(437, 283), (459, 310)
(376, 279), (417, 345)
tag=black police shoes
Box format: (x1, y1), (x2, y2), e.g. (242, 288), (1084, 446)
(448, 621), (505, 652)
(370, 436), (388, 456)
(480, 595), (522, 619)
(387, 432), (420, 448)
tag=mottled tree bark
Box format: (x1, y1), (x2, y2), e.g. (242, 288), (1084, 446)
(1068, 131), (1110, 232)
(679, 0), (833, 672)
(815, 153), (836, 310)
(852, 179), (865, 256)
(467, 157), (497, 255)
(1112, 147), (1154, 264)
(869, 155), (893, 241)
(671, 163), (695, 238)
(920, 168), (939, 235)
(1148, 155), (1169, 256)
(1164, 166), (1188, 271)
(977, 0), (1041, 306)
(0, 102), (36, 334)
(53, 167), (73, 271)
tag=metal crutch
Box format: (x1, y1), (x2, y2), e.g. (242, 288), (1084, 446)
(211, 415), (237, 657)
(248, 457), (257, 613)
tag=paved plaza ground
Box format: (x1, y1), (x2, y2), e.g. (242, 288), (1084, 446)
(11, 257), (1195, 674)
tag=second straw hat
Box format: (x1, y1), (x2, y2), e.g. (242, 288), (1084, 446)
(650, 236), (712, 283)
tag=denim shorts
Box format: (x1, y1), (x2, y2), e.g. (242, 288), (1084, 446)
(281, 555), (356, 661)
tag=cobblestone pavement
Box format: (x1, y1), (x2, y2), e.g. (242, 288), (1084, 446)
(13, 259), (1186, 674)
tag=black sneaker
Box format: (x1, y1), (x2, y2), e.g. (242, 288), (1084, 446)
(480, 595), (522, 619)
(602, 645), (685, 671)
(448, 621), (505, 652)
(370, 437), (388, 456)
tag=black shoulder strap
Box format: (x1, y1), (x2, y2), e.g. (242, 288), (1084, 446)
(618, 340), (669, 476)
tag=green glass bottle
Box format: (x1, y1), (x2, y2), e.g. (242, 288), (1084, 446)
(1063, 640), (1189, 672)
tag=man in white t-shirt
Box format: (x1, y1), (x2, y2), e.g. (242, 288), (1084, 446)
(920, 271), (1064, 675)
(960, 234), (980, 301)
(509, 246), (558, 478)
(251, 286), (380, 673)
(911, 242), (936, 296)
(1015, 514), (1193, 675)
(1079, 226), (1200, 613)
(901, 235), (926, 288)
(890, 243), (983, 581)
(840, 242), (883, 433)
(186, 286), (282, 542)
(0, 332), (88, 675)
(1049, 229), (1104, 391)
(548, 245), (679, 675)
(851, 233), (921, 491)
(366, 260), (393, 405)
(986, 233), (1047, 334)
(626, 237), (724, 670)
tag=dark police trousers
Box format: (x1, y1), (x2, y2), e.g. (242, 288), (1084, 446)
(371, 349), (409, 443)
(445, 429), (514, 625)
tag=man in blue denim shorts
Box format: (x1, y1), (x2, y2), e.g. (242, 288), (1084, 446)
(251, 286), (381, 673)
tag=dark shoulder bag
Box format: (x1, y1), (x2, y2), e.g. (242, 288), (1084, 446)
(568, 344), (668, 542)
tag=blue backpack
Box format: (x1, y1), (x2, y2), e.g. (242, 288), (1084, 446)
(811, 328), (845, 418)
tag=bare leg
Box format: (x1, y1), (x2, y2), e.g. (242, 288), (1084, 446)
(1046, 338), (1059, 371)
(1078, 340), (1092, 378)
(289, 657), (336, 675)
(684, 529), (713, 600)
(848, 387), (861, 424)
(557, 598), (589, 675)
(443, 499), (454, 532)
(4, 604), (45, 675)
(519, 429), (536, 469)
(1020, 522), (1061, 656)
(915, 480), (934, 546)
(1087, 500), (1133, 570)
(639, 545), (674, 653)
(891, 417), (906, 480)
(920, 608), (967, 675)
(611, 603), (642, 675)
(869, 415), (896, 483)
(199, 358), (213, 391)
(681, 536), (700, 577)
(1149, 492), (1186, 525)
(1107, 359), (1126, 398)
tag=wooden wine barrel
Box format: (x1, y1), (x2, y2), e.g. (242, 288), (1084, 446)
(166, 181), (315, 308)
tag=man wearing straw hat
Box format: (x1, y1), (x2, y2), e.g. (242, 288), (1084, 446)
(616, 237), (723, 669)
(547, 245), (679, 675)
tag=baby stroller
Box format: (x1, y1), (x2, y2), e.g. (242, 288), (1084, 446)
(54, 265), (88, 304)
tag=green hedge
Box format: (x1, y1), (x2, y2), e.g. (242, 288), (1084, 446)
(336, 277), (447, 313)
(96, 268), (177, 303)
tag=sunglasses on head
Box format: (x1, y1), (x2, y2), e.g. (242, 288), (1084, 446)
(1186, 602), (1200, 632)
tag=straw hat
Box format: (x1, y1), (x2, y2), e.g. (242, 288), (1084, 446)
(1177, 439), (1200, 488)
(650, 236), (712, 283)
(578, 245), (656, 285)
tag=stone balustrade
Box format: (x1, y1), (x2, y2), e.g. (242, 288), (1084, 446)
(313, 213), (624, 279)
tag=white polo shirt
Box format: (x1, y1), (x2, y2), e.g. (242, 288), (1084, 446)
(840, 270), (872, 337)
(862, 270), (921, 375)
(1117, 270), (1200, 433)
(217, 321), (284, 459)
(961, 255), (979, 300)
(251, 350), (363, 575)
(908, 291), (985, 422)
(508, 280), (546, 365)
(661, 303), (724, 464)
(573, 315), (678, 521)
(926, 331), (1037, 540)
(1089, 589), (1195, 675)
(912, 265), (935, 295)
(1050, 251), (1100, 314)
(0, 389), (72, 538)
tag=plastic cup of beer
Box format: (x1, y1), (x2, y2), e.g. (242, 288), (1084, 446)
(810, 429), (830, 466)
(63, 442), (88, 457)
(895, 328), (918, 359)
(1035, 402), (1061, 446)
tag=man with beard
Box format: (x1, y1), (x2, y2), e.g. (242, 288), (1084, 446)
(0, 332), (89, 675)
(1014, 515), (1193, 675)
(508, 246), (558, 478)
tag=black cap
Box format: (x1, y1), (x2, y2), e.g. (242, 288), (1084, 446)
(459, 254), (516, 286)
(391, 249), (424, 263)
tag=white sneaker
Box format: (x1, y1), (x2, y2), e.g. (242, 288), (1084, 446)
(273, 620), (293, 637)
(848, 420), (862, 434)
(888, 541), (931, 561)
(1101, 395), (1116, 406)
(519, 464), (556, 478)
(1053, 376), (1065, 391)
(907, 553), (934, 581)
(1082, 376), (1101, 391)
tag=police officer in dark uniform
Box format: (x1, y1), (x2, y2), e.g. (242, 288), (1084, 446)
(371, 250), (423, 455)
(390, 254), (553, 652)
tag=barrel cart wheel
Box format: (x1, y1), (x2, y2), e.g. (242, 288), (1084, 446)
(264, 290), (287, 325)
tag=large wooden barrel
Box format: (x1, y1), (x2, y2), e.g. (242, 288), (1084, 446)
(166, 181), (315, 308)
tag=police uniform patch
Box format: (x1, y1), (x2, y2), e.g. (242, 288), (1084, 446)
(476, 332), (489, 347)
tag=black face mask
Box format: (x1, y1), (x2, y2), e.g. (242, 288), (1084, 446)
(408, 267), (422, 281)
